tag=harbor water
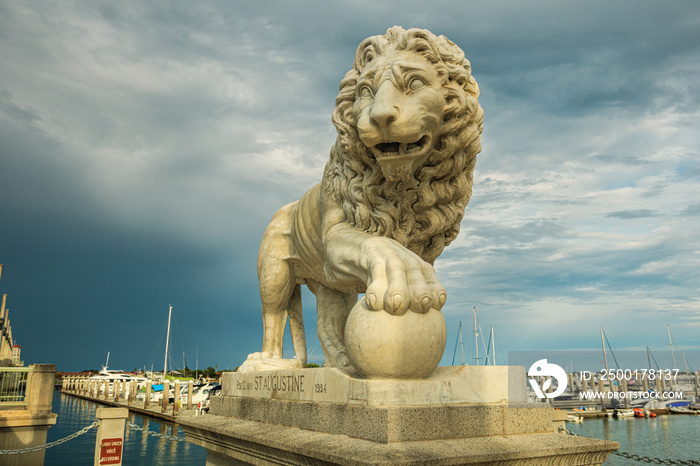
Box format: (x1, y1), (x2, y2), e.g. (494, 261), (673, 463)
(44, 391), (206, 465)
(567, 415), (700, 464)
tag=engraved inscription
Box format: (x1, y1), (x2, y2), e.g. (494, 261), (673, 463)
(237, 375), (306, 393)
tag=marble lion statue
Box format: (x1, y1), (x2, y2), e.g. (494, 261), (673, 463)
(240, 26), (483, 372)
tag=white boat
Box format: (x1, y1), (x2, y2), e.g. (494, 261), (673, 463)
(669, 406), (699, 415)
(611, 409), (634, 418)
(191, 383), (215, 406)
(89, 352), (147, 396)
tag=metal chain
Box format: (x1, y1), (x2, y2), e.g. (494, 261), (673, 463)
(559, 426), (700, 465)
(0, 421), (98, 455)
(126, 421), (187, 442)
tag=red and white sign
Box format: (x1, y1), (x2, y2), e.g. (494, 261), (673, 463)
(99, 437), (123, 465)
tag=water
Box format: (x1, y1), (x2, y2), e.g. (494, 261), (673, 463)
(44, 391), (206, 465)
(567, 415), (700, 464)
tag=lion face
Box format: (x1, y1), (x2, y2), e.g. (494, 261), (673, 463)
(325, 26), (484, 262)
(352, 52), (446, 182)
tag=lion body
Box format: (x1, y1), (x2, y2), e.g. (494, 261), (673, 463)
(240, 26), (483, 372)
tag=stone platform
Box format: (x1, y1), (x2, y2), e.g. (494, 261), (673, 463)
(179, 366), (619, 465)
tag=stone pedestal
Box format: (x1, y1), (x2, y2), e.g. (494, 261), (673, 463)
(180, 366), (618, 465)
(0, 364), (58, 466)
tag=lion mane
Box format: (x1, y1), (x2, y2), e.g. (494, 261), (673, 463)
(322, 26), (484, 264)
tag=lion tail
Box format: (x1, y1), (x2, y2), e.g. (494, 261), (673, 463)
(289, 284), (307, 366)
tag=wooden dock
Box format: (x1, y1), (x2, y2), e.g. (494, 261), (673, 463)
(59, 375), (205, 424)
(60, 390), (199, 423)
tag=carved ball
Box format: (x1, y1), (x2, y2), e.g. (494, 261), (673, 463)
(344, 297), (446, 379)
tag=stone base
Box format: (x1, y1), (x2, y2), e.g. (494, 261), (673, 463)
(179, 367), (619, 465)
(181, 414), (618, 465)
(206, 396), (554, 443)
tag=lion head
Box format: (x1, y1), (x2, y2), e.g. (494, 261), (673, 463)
(323, 26), (484, 264)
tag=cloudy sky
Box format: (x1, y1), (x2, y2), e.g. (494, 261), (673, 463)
(1, 1), (698, 373)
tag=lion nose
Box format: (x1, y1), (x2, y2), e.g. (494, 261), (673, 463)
(369, 83), (400, 128)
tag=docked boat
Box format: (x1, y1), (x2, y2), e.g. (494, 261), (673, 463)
(633, 408), (656, 418)
(669, 407), (699, 415)
(89, 352), (147, 396)
(611, 409), (634, 418)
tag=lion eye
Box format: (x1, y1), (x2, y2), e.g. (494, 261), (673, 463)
(408, 77), (425, 92)
(358, 85), (373, 98)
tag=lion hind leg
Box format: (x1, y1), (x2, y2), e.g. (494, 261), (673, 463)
(289, 284), (307, 366)
(240, 279), (304, 373)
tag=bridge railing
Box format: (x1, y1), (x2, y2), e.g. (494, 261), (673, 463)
(0, 366), (33, 407)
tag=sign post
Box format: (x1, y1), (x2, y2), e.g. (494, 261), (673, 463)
(94, 407), (127, 466)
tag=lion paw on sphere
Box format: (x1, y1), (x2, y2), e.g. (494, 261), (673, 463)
(239, 26), (483, 379)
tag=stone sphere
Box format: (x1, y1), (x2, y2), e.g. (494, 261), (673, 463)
(344, 297), (446, 379)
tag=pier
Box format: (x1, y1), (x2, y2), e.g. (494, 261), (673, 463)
(59, 375), (204, 424)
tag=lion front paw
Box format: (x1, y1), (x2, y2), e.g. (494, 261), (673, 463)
(363, 237), (447, 315)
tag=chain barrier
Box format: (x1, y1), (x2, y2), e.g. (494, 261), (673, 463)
(126, 421), (187, 442)
(559, 426), (700, 465)
(0, 421), (98, 455)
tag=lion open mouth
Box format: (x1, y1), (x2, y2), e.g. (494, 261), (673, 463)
(372, 135), (429, 159)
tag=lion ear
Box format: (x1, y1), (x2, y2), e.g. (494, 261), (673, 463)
(355, 41), (379, 70)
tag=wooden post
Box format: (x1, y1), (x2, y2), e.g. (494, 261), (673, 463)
(114, 381), (121, 402)
(144, 381), (151, 409)
(596, 375), (607, 413)
(621, 377), (629, 409)
(187, 380), (193, 410)
(161, 380), (170, 414)
(128, 380), (135, 405)
(173, 381), (180, 416)
(104, 381), (109, 400)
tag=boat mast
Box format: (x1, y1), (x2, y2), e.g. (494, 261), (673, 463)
(163, 304), (172, 380)
(473, 307), (479, 366)
(103, 351), (110, 371)
(667, 324), (677, 370)
(667, 325), (688, 373)
(490, 326), (495, 366)
(600, 327), (610, 374)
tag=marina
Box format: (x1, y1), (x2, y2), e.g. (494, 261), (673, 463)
(44, 391), (205, 465)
